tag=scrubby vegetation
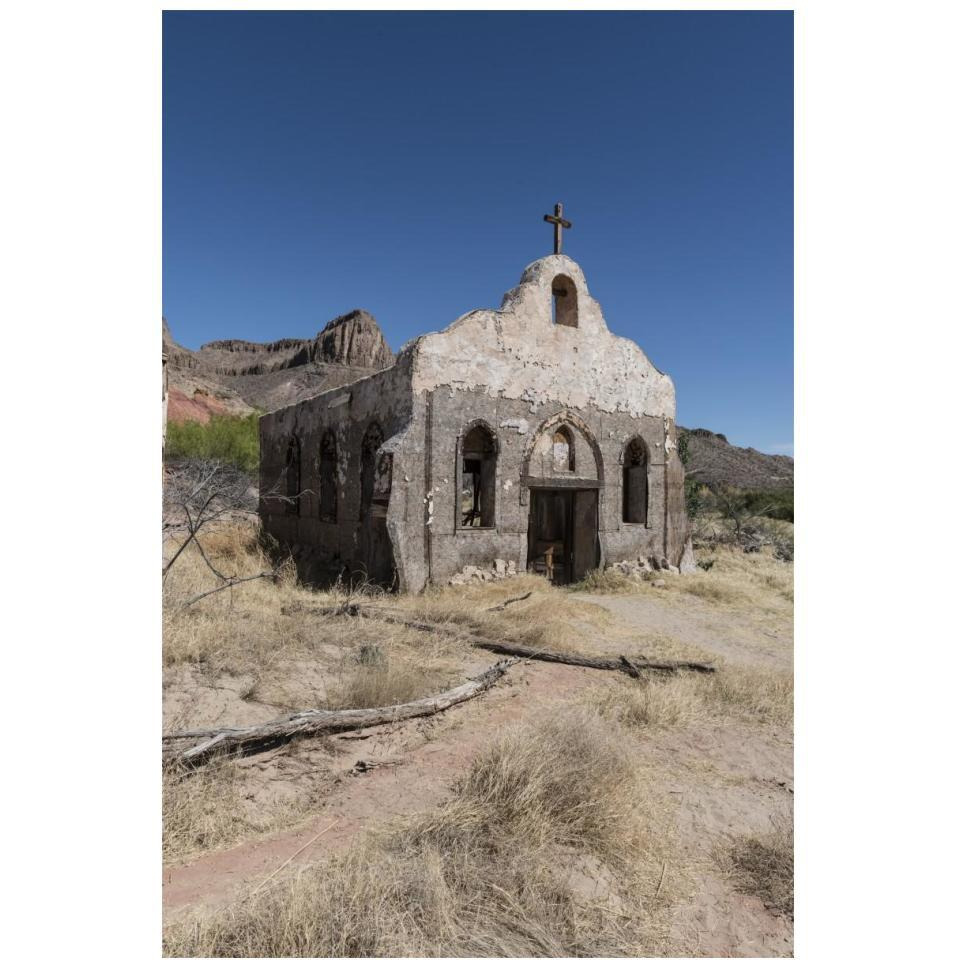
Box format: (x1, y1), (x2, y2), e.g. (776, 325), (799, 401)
(727, 818), (794, 918)
(165, 413), (260, 473)
(162, 489), (793, 955)
(164, 708), (677, 957)
(589, 664), (793, 729)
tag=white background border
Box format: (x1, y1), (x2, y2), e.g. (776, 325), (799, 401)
(2, 2), (957, 956)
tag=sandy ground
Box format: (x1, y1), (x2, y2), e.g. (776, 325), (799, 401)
(163, 588), (793, 957)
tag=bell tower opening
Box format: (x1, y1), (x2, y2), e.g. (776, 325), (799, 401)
(551, 274), (578, 328)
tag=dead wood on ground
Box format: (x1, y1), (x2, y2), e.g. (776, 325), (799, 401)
(470, 639), (716, 674)
(163, 658), (517, 765)
(303, 602), (716, 675)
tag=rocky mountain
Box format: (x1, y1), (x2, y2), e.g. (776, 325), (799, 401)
(163, 310), (394, 421)
(678, 427), (793, 490)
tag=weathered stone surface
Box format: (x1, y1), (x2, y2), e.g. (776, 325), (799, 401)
(258, 256), (691, 592)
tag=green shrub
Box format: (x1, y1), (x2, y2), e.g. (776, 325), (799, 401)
(742, 487), (794, 523)
(165, 414), (260, 474)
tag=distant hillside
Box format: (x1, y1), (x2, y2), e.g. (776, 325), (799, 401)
(678, 427), (793, 490)
(163, 310), (394, 421)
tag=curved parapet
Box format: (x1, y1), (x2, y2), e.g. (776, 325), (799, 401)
(403, 255), (676, 420)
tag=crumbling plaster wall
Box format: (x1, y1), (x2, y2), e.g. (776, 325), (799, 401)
(395, 254), (687, 589)
(416, 387), (685, 589)
(258, 255), (688, 592)
(259, 352), (421, 587)
(404, 255), (676, 419)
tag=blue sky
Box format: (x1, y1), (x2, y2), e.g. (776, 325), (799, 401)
(163, 11), (793, 454)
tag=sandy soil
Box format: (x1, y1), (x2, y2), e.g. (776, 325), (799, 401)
(163, 589), (793, 957)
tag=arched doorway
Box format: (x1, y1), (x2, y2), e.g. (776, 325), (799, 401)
(523, 416), (601, 584)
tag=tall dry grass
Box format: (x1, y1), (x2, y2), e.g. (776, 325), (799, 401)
(164, 707), (678, 958)
(163, 759), (324, 864)
(571, 544), (794, 614)
(588, 663), (793, 730)
(725, 816), (794, 918)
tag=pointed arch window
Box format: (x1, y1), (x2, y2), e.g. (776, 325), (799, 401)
(285, 437), (301, 516)
(360, 423), (385, 520)
(622, 438), (648, 525)
(552, 426), (574, 472)
(461, 424), (496, 528)
(319, 430), (338, 523)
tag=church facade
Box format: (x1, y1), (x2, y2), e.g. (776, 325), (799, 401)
(258, 254), (692, 592)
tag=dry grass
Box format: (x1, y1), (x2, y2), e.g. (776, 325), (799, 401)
(570, 544), (793, 615)
(163, 758), (324, 865)
(164, 707), (679, 958)
(726, 817), (794, 918)
(589, 664), (794, 729)
(392, 573), (605, 652)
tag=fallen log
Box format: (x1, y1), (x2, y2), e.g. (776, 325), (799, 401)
(299, 603), (716, 675)
(163, 658), (517, 764)
(469, 639), (715, 674)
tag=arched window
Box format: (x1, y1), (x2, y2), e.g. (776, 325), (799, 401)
(319, 430), (338, 523)
(622, 438), (648, 524)
(360, 423), (384, 519)
(461, 424), (496, 528)
(285, 437), (301, 516)
(552, 426), (574, 472)
(551, 274), (578, 328)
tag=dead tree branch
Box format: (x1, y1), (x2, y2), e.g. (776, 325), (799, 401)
(163, 658), (518, 764)
(470, 639), (715, 674)
(181, 572), (279, 608)
(306, 602), (716, 674)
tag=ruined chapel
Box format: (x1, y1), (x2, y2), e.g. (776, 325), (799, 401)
(258, 252), (692, 592)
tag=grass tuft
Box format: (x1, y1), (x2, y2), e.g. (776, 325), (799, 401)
(727, 817), (794, 918)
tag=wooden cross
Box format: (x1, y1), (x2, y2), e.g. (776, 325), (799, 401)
(543, 202), (572, 255)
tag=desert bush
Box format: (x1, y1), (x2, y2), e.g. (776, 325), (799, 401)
(742, 486), (794, 523)
(165, 413), (260, 473)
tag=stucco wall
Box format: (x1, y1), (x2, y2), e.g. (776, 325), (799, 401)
(258, 255), (689, 591)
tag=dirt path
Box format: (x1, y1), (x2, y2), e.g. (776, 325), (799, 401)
(163, 659), (598, 916)
(578, 591), (793, 671)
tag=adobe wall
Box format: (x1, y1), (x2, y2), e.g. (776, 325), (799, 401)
(257, 254), (690, 592)
(415, 388), (686, 590)
(258, 353), (417, 586)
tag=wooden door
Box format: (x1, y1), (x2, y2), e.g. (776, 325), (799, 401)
(571, 489), (599, 582)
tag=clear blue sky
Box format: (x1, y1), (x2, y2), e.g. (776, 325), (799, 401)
(163, 11), (793, 455)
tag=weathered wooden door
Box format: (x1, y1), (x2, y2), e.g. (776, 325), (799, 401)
(571, 489), (599, 582)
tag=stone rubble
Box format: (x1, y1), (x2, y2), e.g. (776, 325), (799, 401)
(448, 558), (519, 586)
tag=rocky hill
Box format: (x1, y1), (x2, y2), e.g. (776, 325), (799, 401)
(678, 427), (793, 490)
(163, 311), (394, 421)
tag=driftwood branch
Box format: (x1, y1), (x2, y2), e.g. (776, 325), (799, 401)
(470, 639), (715, 674)
(164, 658), (517, 763)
